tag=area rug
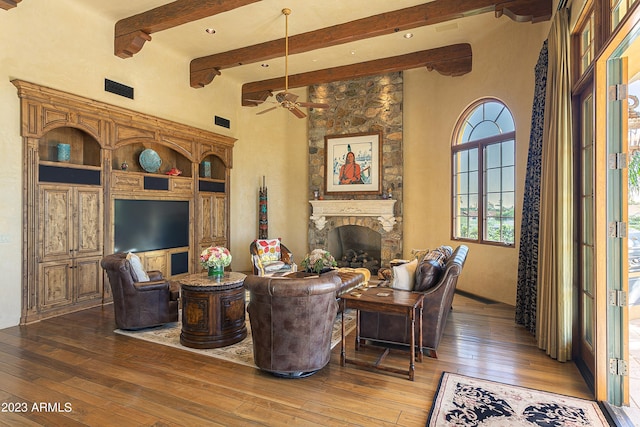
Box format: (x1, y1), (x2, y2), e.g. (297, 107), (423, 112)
(115, 310), (356, 369)
(427, 372), (610, 427)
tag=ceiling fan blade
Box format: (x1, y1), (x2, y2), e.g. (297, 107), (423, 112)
(256, 106), (278, 115)
(246, 99), (267, 105)
(290, 107), (307, 118)
(297, 102), (329, 109)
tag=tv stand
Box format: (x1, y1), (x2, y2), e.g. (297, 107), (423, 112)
(14, 79), (236, 325)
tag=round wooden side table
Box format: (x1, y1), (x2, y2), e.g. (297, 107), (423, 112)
(179, 271), (247, 349)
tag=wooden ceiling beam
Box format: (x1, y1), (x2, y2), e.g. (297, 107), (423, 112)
(242, 44), (472, 106)
(115, 0), (260, 59)
(0, 0), (21, 10)
(192, 0), (551, 88)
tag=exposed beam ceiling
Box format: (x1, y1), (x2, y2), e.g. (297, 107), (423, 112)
(242, 44), (473, 106)
(114, 0), (260, 58)
(190, 0), (552, 88)
(0, 0), (21, 10)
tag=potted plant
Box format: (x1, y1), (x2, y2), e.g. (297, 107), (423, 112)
(200, 246), (232, 278)
(300, 249), (337, 274)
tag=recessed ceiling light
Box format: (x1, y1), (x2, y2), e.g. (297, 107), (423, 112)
(261, 63), (269, 68)
(350, 50), (356, 55)
(404, 33), (414, 39)
(205, 28), (216, 34)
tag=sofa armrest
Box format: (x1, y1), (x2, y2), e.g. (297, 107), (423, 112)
(134, 280), (169, 292)
(147, 270), (164, 281)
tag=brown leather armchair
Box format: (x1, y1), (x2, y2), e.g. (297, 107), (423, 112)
(360, 245), (468, 358)
(245, 273), (342, 378)
(101, 253), (180, 330)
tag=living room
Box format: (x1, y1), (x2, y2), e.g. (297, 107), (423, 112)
(6, 0), (634, 425)
(0, 0), (549, 327)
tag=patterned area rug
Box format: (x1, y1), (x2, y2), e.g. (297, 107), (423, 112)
(115, 310), (356, 368)
(427, 372), (610, 427)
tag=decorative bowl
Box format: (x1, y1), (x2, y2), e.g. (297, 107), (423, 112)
(139, 149), (162, 173)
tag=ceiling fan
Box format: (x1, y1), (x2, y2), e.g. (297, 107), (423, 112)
(253, 8), (329, 118)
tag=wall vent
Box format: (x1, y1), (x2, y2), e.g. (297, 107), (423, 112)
(214, 115), (230, 129)
(104, 79), (134, 99)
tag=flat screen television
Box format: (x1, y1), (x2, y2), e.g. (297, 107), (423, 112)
(114, 199), (189, 253)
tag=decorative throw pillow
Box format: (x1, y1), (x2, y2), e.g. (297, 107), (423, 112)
(437, 245), (453, 259)
(410, 248), (430, 261)
(415, 259), (444, 292)
(391, 258), (418, 291)
(126, 252), (149, 282)
(377, 267), (392, 281)
(422, 245), (453, 267)
(255, 239), (281, 263)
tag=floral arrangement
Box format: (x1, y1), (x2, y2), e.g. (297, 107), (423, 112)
(300, 249), (337, 274)
(200, 246), (232, 269)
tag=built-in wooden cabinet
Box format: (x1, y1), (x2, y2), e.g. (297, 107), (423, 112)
(38, 184), (104, 310)
(14, 79), (236, 324)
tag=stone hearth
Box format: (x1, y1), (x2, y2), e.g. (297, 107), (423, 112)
(308, 200), (401, 267)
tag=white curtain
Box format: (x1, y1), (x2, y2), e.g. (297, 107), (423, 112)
(536, 8), (574, 362)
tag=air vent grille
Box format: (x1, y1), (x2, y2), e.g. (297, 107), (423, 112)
(214, 116), (230, 129)
(104, 79), (134, 99)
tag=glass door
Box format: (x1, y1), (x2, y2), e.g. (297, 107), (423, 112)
(579, 88), (596, 381)
(605, 54), (629, 406)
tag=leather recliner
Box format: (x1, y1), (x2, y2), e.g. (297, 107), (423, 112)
(244, 273), (342, 378)
(101, 253), (180, 330)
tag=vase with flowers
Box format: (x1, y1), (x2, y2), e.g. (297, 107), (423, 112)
(200, 246), (232, 278)
(300, 249), (337, 274)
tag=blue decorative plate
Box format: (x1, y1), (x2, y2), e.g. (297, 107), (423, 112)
(139, 149), (162, 173)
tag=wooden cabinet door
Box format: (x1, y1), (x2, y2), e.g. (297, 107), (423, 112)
(75, 188), (103, 258)
(75, 256), (103, 302)
(38, 259), (73, 309)
(141, 251), (168, 278)
(198, 193), (227, 244)
(214, 194), (227, 241)
(39, 186), (72, 260)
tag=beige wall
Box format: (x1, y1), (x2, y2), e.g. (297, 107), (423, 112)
(0, 0), (550, 328)
(231, 96), (310, 271)
(404, 16), (549, 305)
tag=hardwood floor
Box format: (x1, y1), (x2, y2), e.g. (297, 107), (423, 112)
(0, 293), (592, 426)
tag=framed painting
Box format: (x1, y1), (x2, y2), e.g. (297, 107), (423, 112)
(324, 131), (382, 195)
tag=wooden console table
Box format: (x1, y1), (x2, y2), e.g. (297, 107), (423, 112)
(179, 271), (246, 349)
(340, 287), (424, 380)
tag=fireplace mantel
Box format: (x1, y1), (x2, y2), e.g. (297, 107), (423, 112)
(309, 199), (397, 232)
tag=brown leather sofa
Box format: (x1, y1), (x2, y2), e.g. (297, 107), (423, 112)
(101, 253), (180, 330)
(359, 245), (468, 358)
(244, 273), (342, 378)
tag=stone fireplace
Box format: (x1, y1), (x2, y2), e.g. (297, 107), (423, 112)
(308, 200), (401, 268)
(306, 73), (404, 269)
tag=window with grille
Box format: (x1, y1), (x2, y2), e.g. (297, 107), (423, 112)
(452, 99), (516, 246)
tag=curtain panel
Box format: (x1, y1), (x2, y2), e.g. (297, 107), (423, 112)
(516, 40), (548, 334)
(536, 8), (574, 362)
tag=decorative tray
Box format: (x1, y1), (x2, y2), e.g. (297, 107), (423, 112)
(139, 149), (162, 173)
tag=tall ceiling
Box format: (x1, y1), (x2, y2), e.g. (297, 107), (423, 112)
(3, 0), (552, 101)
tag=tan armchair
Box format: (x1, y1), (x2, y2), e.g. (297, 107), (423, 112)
(249, 239), (297, 276)
(101, 253), (180, 330)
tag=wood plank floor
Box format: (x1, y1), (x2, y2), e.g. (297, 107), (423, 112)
(0, 293), (593, 426)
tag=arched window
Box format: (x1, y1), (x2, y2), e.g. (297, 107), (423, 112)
(452, 99), (515, 245)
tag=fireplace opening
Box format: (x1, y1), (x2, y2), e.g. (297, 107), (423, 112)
(328, 225), (381, 274)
